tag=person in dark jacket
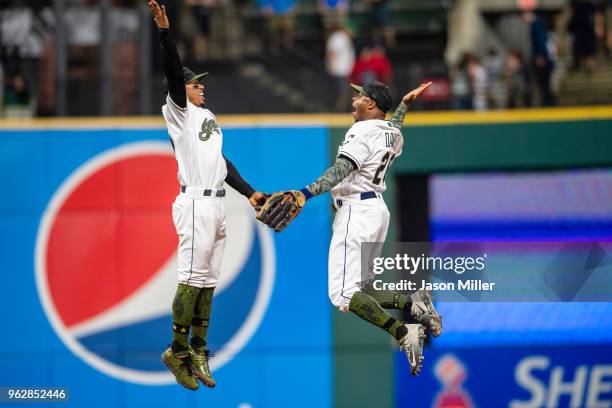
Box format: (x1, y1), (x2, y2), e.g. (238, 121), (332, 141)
(570, 0), (598, 72)
(522, 10), (556, 106)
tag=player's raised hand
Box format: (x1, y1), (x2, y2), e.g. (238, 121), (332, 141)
(402, 82), (433, 106)
(148, 0), (169, 29)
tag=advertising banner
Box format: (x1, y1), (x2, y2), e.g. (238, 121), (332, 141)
(0, 125), (332, 407)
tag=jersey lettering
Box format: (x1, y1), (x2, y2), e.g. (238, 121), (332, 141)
(199, 118), (219, 141)
(385, 132), (398, 148)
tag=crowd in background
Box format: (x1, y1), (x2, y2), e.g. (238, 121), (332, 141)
(0, 0), (141, 116)
(1, 0), (612, 116)
(449, 9), (558, 110)
(260, 0), (394, 50)
(260, 0), (395, 111)
(449, 0), (612, 110)
(325, 25), (393, 111)
(0, 0), (397, 116)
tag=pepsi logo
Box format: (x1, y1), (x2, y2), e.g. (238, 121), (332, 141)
(35, 141), (275, 384)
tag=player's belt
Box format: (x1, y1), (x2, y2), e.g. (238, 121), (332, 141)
(180, 186), (226, 197)
(335, 191), (381, 208)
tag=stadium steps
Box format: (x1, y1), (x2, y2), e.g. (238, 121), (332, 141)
(239, 46), (337, 113)
(206, 64), (299, 114)
(558, 56), (612, 106)
(183, 1), (450, 114)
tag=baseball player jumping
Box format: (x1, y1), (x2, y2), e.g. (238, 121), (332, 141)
(257, 81), (442, 376)
(149, 0), (266, 391)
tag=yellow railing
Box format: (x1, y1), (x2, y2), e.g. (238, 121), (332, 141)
(1, 106), (612, 129)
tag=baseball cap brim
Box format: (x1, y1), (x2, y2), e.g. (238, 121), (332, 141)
(186, 72), (208, 83)
(350, 83), (364, 94)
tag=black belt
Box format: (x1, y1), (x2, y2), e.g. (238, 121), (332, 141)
(180, 186), (226, 197)
(336, 191), (378, 208)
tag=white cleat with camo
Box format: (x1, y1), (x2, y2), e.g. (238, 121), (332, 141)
(398, 323), (426, 376)
(410, 289), (443, 337)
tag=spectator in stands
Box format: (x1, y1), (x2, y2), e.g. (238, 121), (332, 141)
(4, 73), (30, 105)
(326, 21), (355, 111)
(569, 0), (598, 72)
(467, 53), (487, 111)
(522, 9), (556, 106)
(319, 0), (349, 39)
(0, 1), (50, 58)
(483, 48), (506, 109)
(349, 44), (392, 86)
(64, 0), (100, 46)
(505, 51), (530, 108)
(3, 71), (33, 117)
(369, 44), (392, 85)
(187, 0), (216, 63)
(450, 54), (472, 110)
(450, 53), (488, 111)
(350, 45), (373, 85)
(0, 0), (54, 116)
(259, 0), (296, 49)
(366, 0), (395, 49)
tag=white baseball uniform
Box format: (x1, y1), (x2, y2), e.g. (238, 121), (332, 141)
(328, 119), (403, 310)
(162, 95), (227, 288)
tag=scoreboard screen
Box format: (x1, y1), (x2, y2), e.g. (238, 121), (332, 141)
(430, 169), (612, 346)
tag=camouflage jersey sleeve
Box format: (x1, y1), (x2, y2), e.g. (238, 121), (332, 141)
(303, 156), (355, 197)
(389, 102), (408, 130)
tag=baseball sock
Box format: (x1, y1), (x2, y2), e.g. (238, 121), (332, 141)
(171, 283), (201, 355)
(190, 287), (214, 354)
(361, 283), (412, 311)
(349, 291), (408, 341)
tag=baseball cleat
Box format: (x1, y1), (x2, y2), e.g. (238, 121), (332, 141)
(161, 348), (199, 390)
(191, 348), (216, 388)
(410, 289), (442, 337)
(398, 323), (426, 376)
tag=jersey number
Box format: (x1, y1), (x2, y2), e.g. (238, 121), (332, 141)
(372, 152), (395, 185)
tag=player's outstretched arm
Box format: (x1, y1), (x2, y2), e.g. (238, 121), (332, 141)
(390, 82), (432, 130)
(301, 156), (355, 199)
(223, 156), (267, 207)
(148, 0), (186, 108)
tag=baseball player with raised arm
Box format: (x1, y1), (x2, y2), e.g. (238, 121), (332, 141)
(149, 0), (266, 391)
(257, 81), (442, 376)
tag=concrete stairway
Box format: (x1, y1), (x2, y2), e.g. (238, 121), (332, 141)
(558, 55), (612, 106)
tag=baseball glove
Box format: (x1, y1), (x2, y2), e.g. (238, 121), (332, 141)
(256, 190), (306, 232)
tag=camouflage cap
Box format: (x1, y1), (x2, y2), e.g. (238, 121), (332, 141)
(163, 67), (208, 93)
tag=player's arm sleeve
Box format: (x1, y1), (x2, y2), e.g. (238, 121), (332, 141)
(158, 28), (186, 109)
(389, 101), (408, 130)
(301, 156), (355, 199)
(224, 156), (256, 198)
